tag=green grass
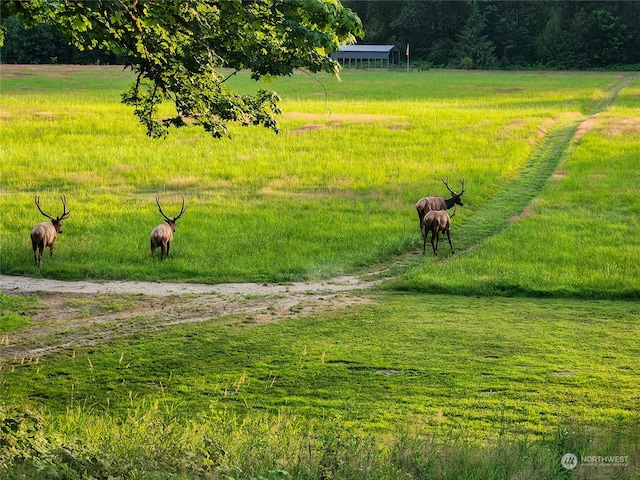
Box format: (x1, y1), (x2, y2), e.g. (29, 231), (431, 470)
(2, 67), (634, 291)
(394, 75), (640, 298)
(1, 402), (638, 479)
(1, 294), (639, 478)
(3, 294), (639, 433)
(1, 66), (639, 478)
(0, 292), (37, 332)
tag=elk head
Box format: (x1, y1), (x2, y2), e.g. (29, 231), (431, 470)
(31, 195), (71, 268)
(441, 177), (465, 208)
(150, 195), (186, 261)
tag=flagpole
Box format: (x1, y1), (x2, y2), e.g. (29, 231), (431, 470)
(406, 43), (409, 71)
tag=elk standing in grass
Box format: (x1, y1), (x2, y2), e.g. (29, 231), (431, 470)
(415, 177), (465, 227)
(150, 196), (186, 261)
(421, 206), (456, 255)
(31, 195), (71, 268)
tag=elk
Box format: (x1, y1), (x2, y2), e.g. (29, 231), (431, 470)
(415, 177), (465, 226)
(421, 206), (456, 255)
(31, 195), (71, 268)
(150, 196), (186, 261)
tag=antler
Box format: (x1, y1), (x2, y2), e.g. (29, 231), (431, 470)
(59, 195), (71, 220)
(35, 195), (71, 221)
(441, 177), (465, 196)
(34, 196), (54, 220)
(441, 177), (456, 195)
(156, 196), (186, 222)
(156, 196), (171, 222)
(174, 196), (186, 221)
(450, 205), (457, 218)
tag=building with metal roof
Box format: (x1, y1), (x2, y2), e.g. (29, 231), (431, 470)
(331, 45), (400, 68)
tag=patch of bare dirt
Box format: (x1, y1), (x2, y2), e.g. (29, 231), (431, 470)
(495, 87), (523, 93)
(552, 169), (569, 180)
(34, 111), (59, 119)
(386, 122), (412, 131)
(575, 113), (601, 140)
(607, 116), (640, 137)
(0, 274), (382, 362)
(509, 206), (535, 223)
(289, 124), (326, 135)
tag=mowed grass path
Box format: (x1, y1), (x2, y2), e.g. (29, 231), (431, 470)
(395, 72), (640, 298)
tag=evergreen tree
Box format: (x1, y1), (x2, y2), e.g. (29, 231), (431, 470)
(453, 0), (497, 69)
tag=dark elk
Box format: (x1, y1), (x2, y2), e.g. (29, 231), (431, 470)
(31, 195), (71, 268)
(415, 177), (465, 227)
(421, 206), (456, 255)
(150, 196), (186, 261)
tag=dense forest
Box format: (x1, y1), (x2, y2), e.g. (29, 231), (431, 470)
(344, 0), (640, 69)
(2, 1), (640, 69)
(0, 14), (124, 65)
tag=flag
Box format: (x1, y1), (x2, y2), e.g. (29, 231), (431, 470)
(406, 43), (409, 57)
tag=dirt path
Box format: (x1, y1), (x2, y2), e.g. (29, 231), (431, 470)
(0, 274), (381, 297)
(0, 273), (385, 361)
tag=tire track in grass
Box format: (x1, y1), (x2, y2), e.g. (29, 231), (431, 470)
(455, 72), (638, 252)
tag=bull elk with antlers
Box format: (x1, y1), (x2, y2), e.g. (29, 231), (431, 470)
(421, 206), (456, 255)
(415, 177), (465, 227)
(31, 195), (71, 268)
(150, 196), (186, 261)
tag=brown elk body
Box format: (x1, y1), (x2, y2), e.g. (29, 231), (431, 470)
(30, 196), (71, 268)
(415, 177), (465, 226)
(421, 207), (456, 255)
(150, 196), (186, 261)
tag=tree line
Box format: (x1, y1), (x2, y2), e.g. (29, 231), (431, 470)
(345, 0), (640, 70)
(0, 15), (123, 65)
(3, 1), (640, 70)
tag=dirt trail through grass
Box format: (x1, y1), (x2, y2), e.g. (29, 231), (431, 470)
(0, 273), (384, 361)
(2, 73), (636, 362)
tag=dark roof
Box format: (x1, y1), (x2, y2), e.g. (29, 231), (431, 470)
(331, 45), (399, 61)
(336, 45), (397, 53)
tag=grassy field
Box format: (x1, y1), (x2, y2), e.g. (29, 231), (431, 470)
(1, 66), (639, 478)
(394, 73), (640, 298)
(2, 66), (636, 290)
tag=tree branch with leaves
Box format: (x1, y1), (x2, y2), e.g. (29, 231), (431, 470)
(1, 0), (363, 138)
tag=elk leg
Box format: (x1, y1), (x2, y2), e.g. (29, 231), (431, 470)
(159, 240), (170, 260)
(166, 241), (171, 259)
(430, 230), (437, 255)
(445, 230), (454, 254)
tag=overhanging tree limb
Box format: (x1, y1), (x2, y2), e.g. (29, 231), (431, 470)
(1, 0), (363, 138)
